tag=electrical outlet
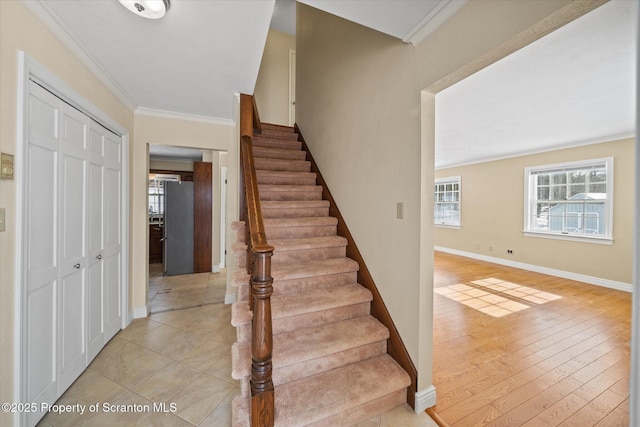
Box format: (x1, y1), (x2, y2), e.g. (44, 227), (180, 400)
(396, 202), (404, 219)
(507, 249), (513, 254)
(0, 208), (5, 232)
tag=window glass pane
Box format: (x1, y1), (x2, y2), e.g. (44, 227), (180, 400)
(569, 184), (586, 197)
(537, 187), (549, 200)
(552, 173), (567, 185)
(589, 169), (607, 182)
(588, 183), (606, 194)
(569, 171), (586, 183)
(537, 174), (550, 185)
(551, 186), (566, 200)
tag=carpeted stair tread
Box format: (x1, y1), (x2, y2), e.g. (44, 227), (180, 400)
(253, 136), (302, 151)
(262, 200), (329, 209)
(264, 216), (336, 228)
(231, 283), (371, 328)
(274, 355), (411, 427)
(231, 316), (389, 380)
(260, 186), (324, 202)
(256, 170), (317, 186)
(253, 146), (307, 161)
(261, 200), (329, 218)
(233, 236), (347, 257)
(230, 258), (358, 286)
(232, 236), (347, 266)
(254, 157), (311, 172)
(271, 257), (359, 280)
(270, 235), (347, 252)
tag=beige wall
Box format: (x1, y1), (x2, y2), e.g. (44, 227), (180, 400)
(149, 159), (194, 171)
(296, 0), (581, 399)
(254, 29), (296, 126)
(0, 1), (134, 423)
(132, 114), (239, 314)
(435, 138), (634, 285)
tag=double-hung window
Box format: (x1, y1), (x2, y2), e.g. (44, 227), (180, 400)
(434, 176), (461, 227)
(524, 158), (613, 243)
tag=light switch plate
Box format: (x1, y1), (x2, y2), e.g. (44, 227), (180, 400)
(396, 202), (404, 219)
(0, 208), (5, 232)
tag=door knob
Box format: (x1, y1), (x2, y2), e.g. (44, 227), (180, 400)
(74, 263), (81, 269)
(97, 255), (102, 260)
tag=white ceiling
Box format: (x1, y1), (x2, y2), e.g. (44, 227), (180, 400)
(26, 1), (636, 167)
(435, 0), (637, 169)
(33, 0), (275, 119)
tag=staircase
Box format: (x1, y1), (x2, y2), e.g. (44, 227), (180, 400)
(231, 123), (411, 426)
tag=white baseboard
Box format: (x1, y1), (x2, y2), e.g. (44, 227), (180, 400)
(415, 385), (437, 413)
(132, 304), (150, 319)
(225, 293), (237, 304)
(435, 246), (632, 292)
(211, 265), (221, 273)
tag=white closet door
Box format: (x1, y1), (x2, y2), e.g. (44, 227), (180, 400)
(103, 131), (122, 340)
(87, 122), (105, 362)
(25, 83), (60, 422)
(57, 103), (88, 393)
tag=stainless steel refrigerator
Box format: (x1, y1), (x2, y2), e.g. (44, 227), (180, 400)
(163, 181), (194, 276)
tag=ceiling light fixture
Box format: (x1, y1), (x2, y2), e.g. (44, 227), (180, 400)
(118, 0), (170, 19)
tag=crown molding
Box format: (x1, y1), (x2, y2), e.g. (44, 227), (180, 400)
(403, 0), (468, 46)
(436, 132), (635, 171)
(22, 0), (137, 111)
(135, 107), (236, 126)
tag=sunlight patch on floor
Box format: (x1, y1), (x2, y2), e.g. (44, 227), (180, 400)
(434, 278), (562, 317)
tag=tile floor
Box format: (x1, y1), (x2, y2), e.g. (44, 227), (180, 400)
(38, 267), (436, 426)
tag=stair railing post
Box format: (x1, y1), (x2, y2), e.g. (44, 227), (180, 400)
(250, 248), (274, 427)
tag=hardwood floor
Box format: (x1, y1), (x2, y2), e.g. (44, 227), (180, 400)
(432, 251), (630, 426)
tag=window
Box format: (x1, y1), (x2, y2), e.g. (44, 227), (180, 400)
(524, 158), (613, 243)
(434, 176), (461, 227)
(148, 173), (180, 224)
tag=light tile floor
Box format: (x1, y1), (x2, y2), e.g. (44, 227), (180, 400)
(38, 267), (436, 426)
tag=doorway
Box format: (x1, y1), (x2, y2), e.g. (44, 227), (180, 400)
(147, 146), (228, 312)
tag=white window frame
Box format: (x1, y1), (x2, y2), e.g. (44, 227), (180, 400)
(523, 157), (613, 244)
(434, 176), (461, 228)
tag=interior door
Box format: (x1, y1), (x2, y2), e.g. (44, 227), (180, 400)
(87, 122), (105, 362)
(25, 82), (60, 425)
(103, 130), (123, 340)
(164, 181), (194, 275)
(58, 102), (89, 393)
(23, 79), (123, 427)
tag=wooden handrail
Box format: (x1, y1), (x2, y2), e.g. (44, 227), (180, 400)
(240, 94), (274, 427)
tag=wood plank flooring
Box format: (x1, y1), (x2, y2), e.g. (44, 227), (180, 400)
(432, 251), (630, 426)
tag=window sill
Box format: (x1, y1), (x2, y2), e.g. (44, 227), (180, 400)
(523, 230), (612, 245)
(435, 224), (461, 230)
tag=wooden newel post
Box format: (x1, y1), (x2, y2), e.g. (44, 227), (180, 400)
(250, 247), (275, 427)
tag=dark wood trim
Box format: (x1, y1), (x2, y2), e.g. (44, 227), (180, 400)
(193, 161), (213, 273)
(295, 124), (419, 409)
